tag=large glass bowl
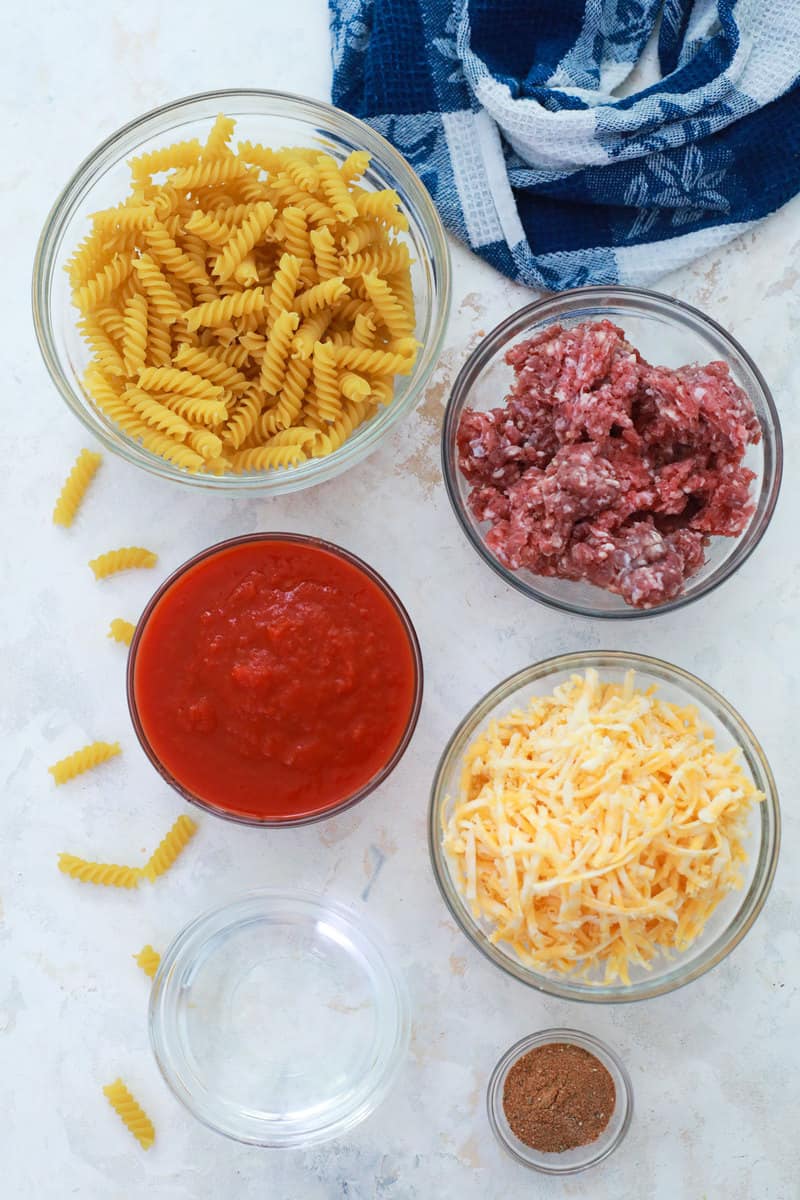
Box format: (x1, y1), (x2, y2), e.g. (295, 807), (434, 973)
(149, 890), (410, 1147)
(33, 89), (451, 494)
(441, 287), (782, 618)
(429, 651), (780, 1003)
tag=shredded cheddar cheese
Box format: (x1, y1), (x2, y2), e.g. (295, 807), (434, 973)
(442, 670), (763, 985)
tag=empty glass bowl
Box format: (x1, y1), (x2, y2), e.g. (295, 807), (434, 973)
(149, 890), (410, 1146)
(429, 650), (780, 1002)
(33, 89), (451, 494)
(441, 287), (782, 618)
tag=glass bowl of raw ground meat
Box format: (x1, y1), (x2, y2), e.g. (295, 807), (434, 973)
(442, 287), (781, 617)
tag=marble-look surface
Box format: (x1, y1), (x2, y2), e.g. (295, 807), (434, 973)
(4, 3), (799, 1197)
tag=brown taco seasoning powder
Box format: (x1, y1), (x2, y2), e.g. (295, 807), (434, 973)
(502, 1042), (616, 1153)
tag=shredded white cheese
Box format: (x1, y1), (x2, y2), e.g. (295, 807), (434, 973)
(443, 670), (763, 985)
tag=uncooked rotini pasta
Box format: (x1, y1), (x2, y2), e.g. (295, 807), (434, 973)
(133, 945), (161, 979)
(103, 1079), (156, 1150)
(142, 814), (198, 882)
(67, 116), (418, 475)
(58, 853), (140, 889)
(49, 740), (120, 784)
(89, 547), (157, 579)
(52, 448), (102, 527)
(108, 618), (136, 646)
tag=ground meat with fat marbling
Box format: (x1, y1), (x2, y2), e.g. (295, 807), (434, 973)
(457, 320), (759, 608)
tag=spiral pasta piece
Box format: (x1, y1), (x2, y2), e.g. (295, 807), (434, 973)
(213, 201), (275, 282)
(144, 222), (205, 282)
(158, 392), (228, 426)
(351, 312), (377, 349)
(59, 854), (140, 889)
(266, 426), (318, 448)
(173, 344), (249, 392)
(126, 387), (193, 438)
(231, 444), (308, 472)
(316, 154), (358, 222)
(103, 1079), (156, 1150)
(222, 384), (264, 449)
(310, 226), (339, 280)
(121, 293), (149, 376)
(332, 344), (416, 376)
(260, 309), (299, 395)
(184, 287), (268, 332)
(49, 740), (121, 784)
(340, 244), (411, 279)
(184, 209), (233, 248)
(186, 429), (224, 461)
(293, 276), (349, 319)
(132, 253), (182, 324)
(266, 253), (302, 327)
(129, 138), (202, 179)
(78, 316), (125, 376)
(339, 371), (371, 403)
(67, 232), (110, 287)
(146, 310), (172, 366)
(142, 814), (198, 882)
(263, 355), (312, 435)
(340, 150), (371, 184)
(89, 547), (157, 579)
(73, 254), (133, 313)
(171, 157), (246, 190)
(312, 341), (342, 422)
(137, 366), (223, 400)
(137, 428), (207, 470)
(133, 945), (161, 979)
(293, 309), (333, 359)
(353, 188), (409, 231)
(204, 113), (236, 157)
(361, 272), (412, 338)
(52, 448), (102, 527)
(108, 618), (135, 646)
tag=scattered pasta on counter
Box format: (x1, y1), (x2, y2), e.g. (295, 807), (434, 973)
(133, 944), (161, 978)
(142, 814), (197, 882)
(89, 546), (157, 579)
(102, 1078), (156, 1149)
(67, 114), (419, 475)
(108, 617), (136, 646)
(52, 448), (102, 527)
(48, 740), (121, 784)
(58, 853), (140, 889)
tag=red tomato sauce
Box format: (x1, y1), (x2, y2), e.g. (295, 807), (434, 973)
(131, 538), (419, 822)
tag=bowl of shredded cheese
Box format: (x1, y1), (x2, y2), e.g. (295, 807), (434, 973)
(429, 651), (779, 1002)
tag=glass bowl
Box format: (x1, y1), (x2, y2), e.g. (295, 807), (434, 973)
(127, 533), (423, 826)
(149, 889), (410, 1146)
(441, 286), (782, 618)
(487, 1029), (633, 1174)
(32, 89), (451, 494)
(429, 650), (780, 1003)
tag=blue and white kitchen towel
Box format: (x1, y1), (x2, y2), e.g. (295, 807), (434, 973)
(329, 0), (800, 289)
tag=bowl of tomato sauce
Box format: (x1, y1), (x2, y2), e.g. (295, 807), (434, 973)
(128, 534), (423, 825)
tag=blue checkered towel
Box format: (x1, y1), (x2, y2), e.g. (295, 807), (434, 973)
(329, 0), (800, 289)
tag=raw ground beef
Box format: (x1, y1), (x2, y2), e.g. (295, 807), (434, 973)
(457, 320), (759, 608)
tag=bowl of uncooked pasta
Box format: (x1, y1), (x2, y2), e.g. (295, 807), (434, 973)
(33, 89), (451, 494)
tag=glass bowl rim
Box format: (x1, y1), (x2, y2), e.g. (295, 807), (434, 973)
(486, 1027), (633, 1174)
(428, 649), (781, 1003)
(32, 87), (452, 494)
(127, 531), (424, 826)
(148, 886), (410, 1147)
(441, 283), (783, 620)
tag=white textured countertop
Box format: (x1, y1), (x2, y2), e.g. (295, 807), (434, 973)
(4, 3), (799, 1197)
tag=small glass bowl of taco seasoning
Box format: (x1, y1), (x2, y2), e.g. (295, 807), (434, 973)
(128, 533), (423, 825)
(487, 1029), (633, 1174)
